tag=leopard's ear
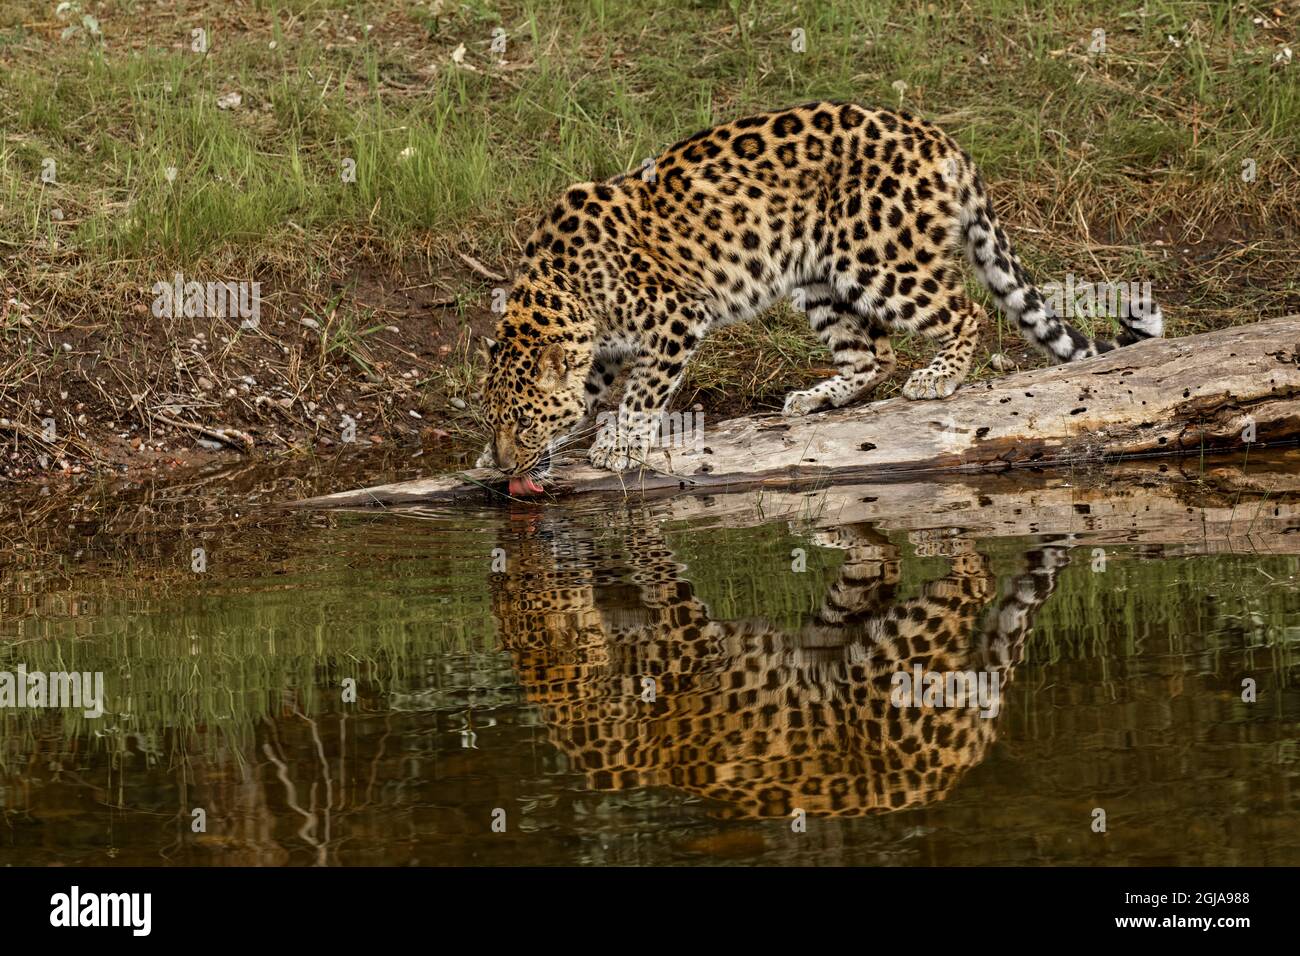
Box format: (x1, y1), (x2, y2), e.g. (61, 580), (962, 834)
(537, 343), (568, 389)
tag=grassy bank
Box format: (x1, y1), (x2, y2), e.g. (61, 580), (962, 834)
(1, 0), (1297, 485)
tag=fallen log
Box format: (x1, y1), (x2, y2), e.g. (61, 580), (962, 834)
(380, 454), (1300, 555)
(291, 315), (1300, 509)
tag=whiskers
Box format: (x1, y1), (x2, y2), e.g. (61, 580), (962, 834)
(478, 418), (604, 493)
(547, 420), (603, 456)
(519, 421), (604, 487)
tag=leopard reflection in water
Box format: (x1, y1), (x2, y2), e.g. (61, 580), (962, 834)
(489, 515), (1068, 819)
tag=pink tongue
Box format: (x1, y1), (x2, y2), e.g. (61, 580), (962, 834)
(507, 476), (545, 496)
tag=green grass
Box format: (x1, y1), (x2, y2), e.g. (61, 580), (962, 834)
(4, 1), (1296, 277)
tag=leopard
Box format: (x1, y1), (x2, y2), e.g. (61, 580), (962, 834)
(476, 100), (1163, 490)
(490, 512), (1070, 818)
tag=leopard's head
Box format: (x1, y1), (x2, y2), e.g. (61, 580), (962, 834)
(480, 336), (588, 479)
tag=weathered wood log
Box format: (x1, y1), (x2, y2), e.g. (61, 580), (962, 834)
(291, 315), (1300, 510)
(312, 455), (1300, 556)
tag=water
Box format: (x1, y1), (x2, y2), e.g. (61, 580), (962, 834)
(1, 450), (1298, 866)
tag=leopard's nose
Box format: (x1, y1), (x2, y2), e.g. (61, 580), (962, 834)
(494, 440), (516, 472)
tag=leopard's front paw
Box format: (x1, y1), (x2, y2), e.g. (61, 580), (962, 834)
(782, 388), (827, 416)
(588, 436), (630, 472)
(902, 367), (961, 400)
(588, 425), (652, 472)
(590, 442), (629, 470)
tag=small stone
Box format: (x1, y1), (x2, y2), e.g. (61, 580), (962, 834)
(449, 397), (467, 410)
(989, 353), (1017, 372)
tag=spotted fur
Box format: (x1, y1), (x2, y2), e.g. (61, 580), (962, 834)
(492, 516), (1070, 817)
(479, 102), (1162, 478)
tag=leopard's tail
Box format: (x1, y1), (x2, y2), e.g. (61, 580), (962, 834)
(959, 175), (1162, 363)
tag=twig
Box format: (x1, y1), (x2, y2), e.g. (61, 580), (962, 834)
(150, 411), (255, 452)
(457, 252), (507, 283)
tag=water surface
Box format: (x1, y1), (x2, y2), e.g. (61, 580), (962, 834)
(2, 451), (1298, 865)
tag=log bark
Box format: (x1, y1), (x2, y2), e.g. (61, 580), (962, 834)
(291, 315), (1300, 510)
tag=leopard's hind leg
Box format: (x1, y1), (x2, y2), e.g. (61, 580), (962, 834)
(829, 257), (984, 401)
(897, 289), (984, 400)
(782, 282), (897, 416)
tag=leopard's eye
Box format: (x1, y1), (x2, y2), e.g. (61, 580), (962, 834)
(517, 412), (534, 431)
